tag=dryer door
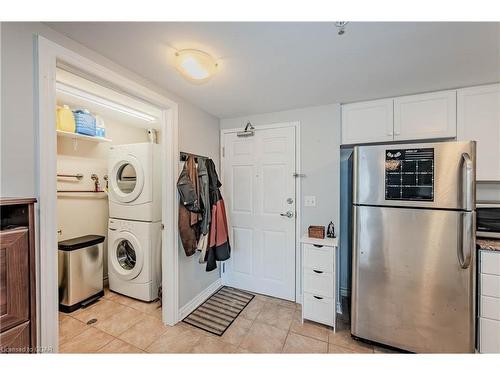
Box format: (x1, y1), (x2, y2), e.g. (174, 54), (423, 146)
(110, 231), (144, 281)
(109, 155), (145, 203)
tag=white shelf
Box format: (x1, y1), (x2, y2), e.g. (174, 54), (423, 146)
(56, 130), (112, 143)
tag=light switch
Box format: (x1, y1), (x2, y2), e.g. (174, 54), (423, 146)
(304, 196), (316, 207)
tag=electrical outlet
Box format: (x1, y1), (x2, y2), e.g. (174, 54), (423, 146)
(304, 196), (316, 207)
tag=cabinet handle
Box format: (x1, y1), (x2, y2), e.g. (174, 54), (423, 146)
(313, 296), (324, 300)
(313, 270), (323, 274)
(313, 244), (323, 248)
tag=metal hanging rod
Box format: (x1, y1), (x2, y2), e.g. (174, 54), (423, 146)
(57, 190), (106, 193)
(180, 151), (209, 162)
(57, 173), (84, 180)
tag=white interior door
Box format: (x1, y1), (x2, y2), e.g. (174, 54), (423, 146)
(222, 125), (296, 301)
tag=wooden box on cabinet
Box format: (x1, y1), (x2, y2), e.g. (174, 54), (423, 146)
(300, 236), (337, 329)
(0, 198), (37, 354)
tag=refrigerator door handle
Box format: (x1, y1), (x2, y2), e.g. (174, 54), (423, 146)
(461, 153), (473, 211)
(458, 212), (473, 269)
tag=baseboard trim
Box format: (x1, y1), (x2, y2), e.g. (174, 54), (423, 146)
(178, 278), (223, 321)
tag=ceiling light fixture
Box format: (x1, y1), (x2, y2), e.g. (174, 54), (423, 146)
(175, 49), (218, 84)
(335, 22), (349, 35)
(56, 82), (157, 123)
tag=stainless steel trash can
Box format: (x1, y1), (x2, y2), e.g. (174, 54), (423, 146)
(58, 235), (105, 313)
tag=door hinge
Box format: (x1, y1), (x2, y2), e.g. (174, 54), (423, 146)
(222, 262), (225, 273)
(293, 173), (305, 178)
(222, 146), (225, 158)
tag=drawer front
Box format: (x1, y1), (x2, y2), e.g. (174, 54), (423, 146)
(303, 293), (334, 327)
(481, 296), (500, 321)
(303, 269), (334, 297)
(481, 251), (500, 276)
(480, 318), (500, 353)
(481, 273), (500, 298)
(303, 244), (333, 273)
(0, 229), (30, 333)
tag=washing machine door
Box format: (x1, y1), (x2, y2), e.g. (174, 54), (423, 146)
(110, 231), (144, 281)
(110, 155), (145, 203)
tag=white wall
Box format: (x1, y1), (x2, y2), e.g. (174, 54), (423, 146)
(0, 22), (220, 311)
(220, 104), (341, 235)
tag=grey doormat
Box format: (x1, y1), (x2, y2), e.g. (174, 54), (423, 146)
(183, 286), (254, 336)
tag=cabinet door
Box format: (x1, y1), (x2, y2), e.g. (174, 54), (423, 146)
(0, 228), (30, 333)
(0, 321), (30, 353)
(394, 90), (457, 141)
(341, 99), (394, 144)
(457, 84), (500, 181)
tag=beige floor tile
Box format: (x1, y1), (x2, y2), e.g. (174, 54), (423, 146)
(94, 306), (146, 337)
(277, 299), (298, 310)
(240, 299), (265, 320)
(282, 332), (328, 353)
(119, 315), (170, 350)
(145, 325), (203, 353)
(189, 335), (239, 353)
(59, 327), (114, 353)
(239, 322), (288, 353)
(59, 316), (90, 345)
(289, 318), (331, 342)
(220, 317), (254, 346)
(255, 304), (294, 331)
(328, 330), (373, 353)
(97, 339), (144, 353)
(328, 344), (356, 354)
(72, 299), (123, 324)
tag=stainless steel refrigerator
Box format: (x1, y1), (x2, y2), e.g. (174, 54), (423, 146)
(351, 141), (476, 353)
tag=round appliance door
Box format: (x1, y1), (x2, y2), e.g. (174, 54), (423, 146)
(110, 156), (145, 203)
(110, 231), (144, 281)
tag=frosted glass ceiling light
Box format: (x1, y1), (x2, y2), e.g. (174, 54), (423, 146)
(175, 49), (218, 84)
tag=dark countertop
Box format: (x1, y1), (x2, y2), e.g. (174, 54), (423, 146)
(477, 238), (500, 252)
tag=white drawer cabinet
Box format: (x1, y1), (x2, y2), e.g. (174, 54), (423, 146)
(480, 318), (500, 353)
(393, 90), (457, 141)
(457, 84), (500, 181)
(341, 99), (394, 145)
(479, 250), (500, 353)
(300, 236), (337, 328)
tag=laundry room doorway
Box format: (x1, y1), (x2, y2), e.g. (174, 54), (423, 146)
(36, 37), (180, 352)
(220, 122), (301, 302)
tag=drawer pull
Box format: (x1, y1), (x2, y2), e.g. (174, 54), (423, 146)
(313, 244), (323, 248)
(313, 296), (324, 300)
(313, 270), (323, 274)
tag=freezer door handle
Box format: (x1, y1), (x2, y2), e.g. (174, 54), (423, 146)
(461, 153), (473, 211)
(458, 212), (473, 269)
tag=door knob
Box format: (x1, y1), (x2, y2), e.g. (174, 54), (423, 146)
(280, 211), (294, 218)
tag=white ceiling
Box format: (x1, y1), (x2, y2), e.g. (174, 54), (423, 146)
(46, 22), (500, 119)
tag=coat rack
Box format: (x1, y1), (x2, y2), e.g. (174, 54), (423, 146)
(180, 151), (208, 162)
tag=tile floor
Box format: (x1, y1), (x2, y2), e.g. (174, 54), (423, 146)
(59, 288), (399, 354)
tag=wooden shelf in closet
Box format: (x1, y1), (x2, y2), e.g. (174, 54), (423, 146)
(56, 130), (112, 143)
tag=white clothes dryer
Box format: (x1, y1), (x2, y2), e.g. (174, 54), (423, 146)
(108, 143), (161, 222)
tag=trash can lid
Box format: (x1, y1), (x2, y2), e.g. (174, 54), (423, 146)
(58, 235), (105, 251)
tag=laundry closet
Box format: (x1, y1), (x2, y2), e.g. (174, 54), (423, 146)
(55, 68), (164, 315)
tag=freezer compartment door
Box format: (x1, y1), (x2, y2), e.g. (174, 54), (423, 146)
(353, 141), (475, 210)
(351, 205), (475, 353)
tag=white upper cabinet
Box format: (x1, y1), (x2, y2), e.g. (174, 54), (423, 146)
(393, 90), (457, 141)
(457, 84), (500, 181)
(341, 99), (394, 145)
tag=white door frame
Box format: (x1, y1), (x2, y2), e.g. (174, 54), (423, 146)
(220, 121), (302, 302)
(36, 36), (180, 352)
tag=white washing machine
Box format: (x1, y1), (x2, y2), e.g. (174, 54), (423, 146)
(108, 143), (161, 222)
(107, 218), (161, 301)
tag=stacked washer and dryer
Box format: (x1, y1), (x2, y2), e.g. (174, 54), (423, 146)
(107, 143), (162, 302)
